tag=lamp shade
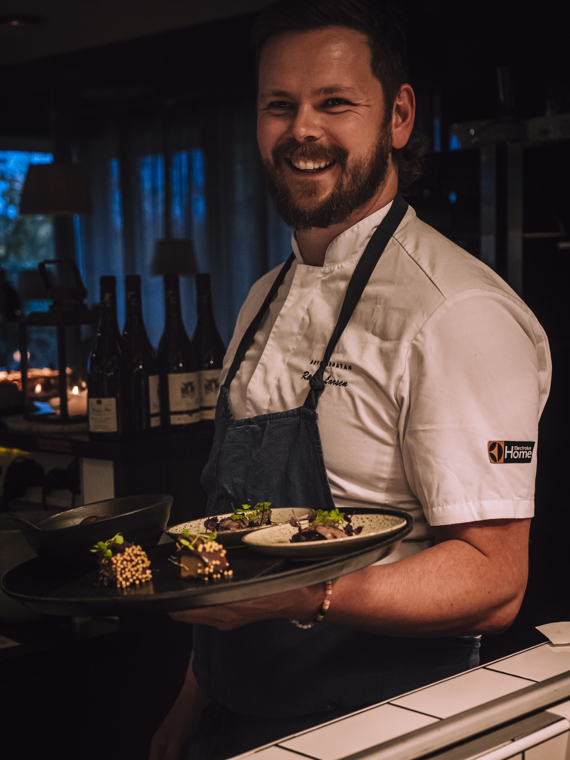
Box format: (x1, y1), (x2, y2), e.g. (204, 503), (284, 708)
(19, 163), (93, 216)
(152, 238), (197, 276)
(17, 269), (50, 300)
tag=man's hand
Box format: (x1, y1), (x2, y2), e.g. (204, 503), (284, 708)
(169, 583), (323, 629)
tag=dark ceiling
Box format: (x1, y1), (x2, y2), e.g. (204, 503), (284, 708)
(0, 0), (271, 67)
(0, 0), (569, 143)
(0, 12), (264, 139)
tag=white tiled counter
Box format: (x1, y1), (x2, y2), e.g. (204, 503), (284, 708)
(237, 634), (570, 760)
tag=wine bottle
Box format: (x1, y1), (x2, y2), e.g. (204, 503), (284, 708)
(87, 276), (126, 439)
(157, 274), (200, 428)
(192, 273), (226, 420)
(122, 275), (161, 434)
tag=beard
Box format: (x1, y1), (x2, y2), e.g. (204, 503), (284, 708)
(262, 127), (393, 231)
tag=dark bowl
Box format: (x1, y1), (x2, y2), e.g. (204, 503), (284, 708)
(12, 494), (172, 570)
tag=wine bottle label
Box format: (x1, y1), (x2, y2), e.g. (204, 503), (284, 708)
(149, 374), (161, 417)
(168, 371), (200, 424)
(88, 398), (118, 433)
(199, 368), (222, 420)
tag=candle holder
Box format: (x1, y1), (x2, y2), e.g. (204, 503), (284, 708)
(19, 260), (98, 423)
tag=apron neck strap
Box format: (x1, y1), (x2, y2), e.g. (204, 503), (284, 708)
(223, 253), (296, 389)
(223, 194), (409, 403)
(304, 194), (408, 409)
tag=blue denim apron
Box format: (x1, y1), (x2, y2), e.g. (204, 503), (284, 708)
(193, 196), (479, 732)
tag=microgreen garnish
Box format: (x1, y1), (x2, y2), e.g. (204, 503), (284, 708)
(290, 509), (362, 542)
(178, 528), (217, 550)
(204, 502), (272, 533)
(231, 502), (271, 521)
(310, 509), (346, 527)
(90, 533), (124, 558)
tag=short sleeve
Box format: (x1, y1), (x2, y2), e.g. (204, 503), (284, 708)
(399, 290), (551, 526)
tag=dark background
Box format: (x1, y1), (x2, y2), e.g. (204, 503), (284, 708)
(1, 1), (569, 758)
(2, 0), (569, 140)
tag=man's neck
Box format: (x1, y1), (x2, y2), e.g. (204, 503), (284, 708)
(295, 226), (347, 267)
(294, 177), (398, 267)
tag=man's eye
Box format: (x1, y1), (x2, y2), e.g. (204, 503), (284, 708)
(267, 101), (292, 110)
(324, 98), (352, 107)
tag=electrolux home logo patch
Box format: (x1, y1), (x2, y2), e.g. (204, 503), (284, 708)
(488, 441), (535, 464)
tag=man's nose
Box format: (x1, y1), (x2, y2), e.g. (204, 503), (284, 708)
(289, 105), (323, 142)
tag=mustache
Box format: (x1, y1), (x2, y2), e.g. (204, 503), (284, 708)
(272, 139), (348, 167)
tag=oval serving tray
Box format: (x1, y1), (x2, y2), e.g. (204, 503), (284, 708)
(1, 507), (412, 617)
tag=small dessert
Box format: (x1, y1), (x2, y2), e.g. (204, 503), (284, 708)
(203, 502), (272, 532)
(290, 509), (363, 542)
(91, 533), (152, 588)
(170, 530), (233, 581)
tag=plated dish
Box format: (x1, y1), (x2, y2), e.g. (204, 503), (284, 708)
(242, 511), (408, 559)
(2, 529), (412, 616)
(167, 507), (313, 547)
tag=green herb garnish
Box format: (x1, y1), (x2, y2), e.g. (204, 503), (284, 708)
(178, 528), (218, 550)
(90, 533), (124, 558)
(309, 509), (346, 527)
(232, 502), (271, 522)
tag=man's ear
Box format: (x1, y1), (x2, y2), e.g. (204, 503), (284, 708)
(391, 84), (415, 150)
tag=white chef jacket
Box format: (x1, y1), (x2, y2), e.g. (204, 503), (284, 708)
(222, 203), (551, 561)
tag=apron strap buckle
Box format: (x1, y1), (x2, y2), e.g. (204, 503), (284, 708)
(304, 372), (325, 409)
(309, 372), (325, 393)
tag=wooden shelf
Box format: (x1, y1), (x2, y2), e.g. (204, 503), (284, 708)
(0, 417), (215, 460)
(0, 418), (215, 524)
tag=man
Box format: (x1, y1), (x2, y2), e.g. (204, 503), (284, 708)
(150, 2), (551, 759)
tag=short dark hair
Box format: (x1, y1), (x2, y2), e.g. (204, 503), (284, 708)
(251, 0), (427, 190)
(252, 0), (408, 109)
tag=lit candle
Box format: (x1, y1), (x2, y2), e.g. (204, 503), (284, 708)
(49, 385), (88, 417)
(67, 385), (88, 416)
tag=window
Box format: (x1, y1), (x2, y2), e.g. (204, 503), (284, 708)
(0, 149), (54, 370)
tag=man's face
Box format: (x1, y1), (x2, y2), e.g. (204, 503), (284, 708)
(257, 26), (394, 231)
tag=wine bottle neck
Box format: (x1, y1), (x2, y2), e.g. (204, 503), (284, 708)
(125, 293), (144, 328)
(196, 297), (215, 325)
(164, 278), (187, 331)
(99, 290), (121, 337)
(195, 276), (215, 324)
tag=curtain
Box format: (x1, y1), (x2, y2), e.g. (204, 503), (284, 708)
(74, 104), (291, 349)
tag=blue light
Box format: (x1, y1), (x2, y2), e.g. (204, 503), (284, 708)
(449, 135), (461, 151)
(191, 150), (205, 185)
(109, 158), (123, 231)
(0, 150), (53, 219)
(33, 401), (55, 415)
(449, 191), (457, 204)
(433, 118), (441, 152)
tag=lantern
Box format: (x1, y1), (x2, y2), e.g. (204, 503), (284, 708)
(19, 260), (98, 423)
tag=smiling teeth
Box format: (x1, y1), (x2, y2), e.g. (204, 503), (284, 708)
(292, 159), (331, 171)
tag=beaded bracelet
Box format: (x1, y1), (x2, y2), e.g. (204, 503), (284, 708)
(290, 579), (335, 629)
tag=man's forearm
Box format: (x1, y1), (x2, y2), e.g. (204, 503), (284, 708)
(326, 523), (529, 637)
(168, 519), (530, 636)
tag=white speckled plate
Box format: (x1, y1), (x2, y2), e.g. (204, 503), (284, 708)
(242, 512), (408, 559)
(167, 508), (313, 547)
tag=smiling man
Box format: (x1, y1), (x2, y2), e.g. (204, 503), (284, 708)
(257, 22), (411, 262)
(258, 25), (398, 237)
(149, 3), (551, 760)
